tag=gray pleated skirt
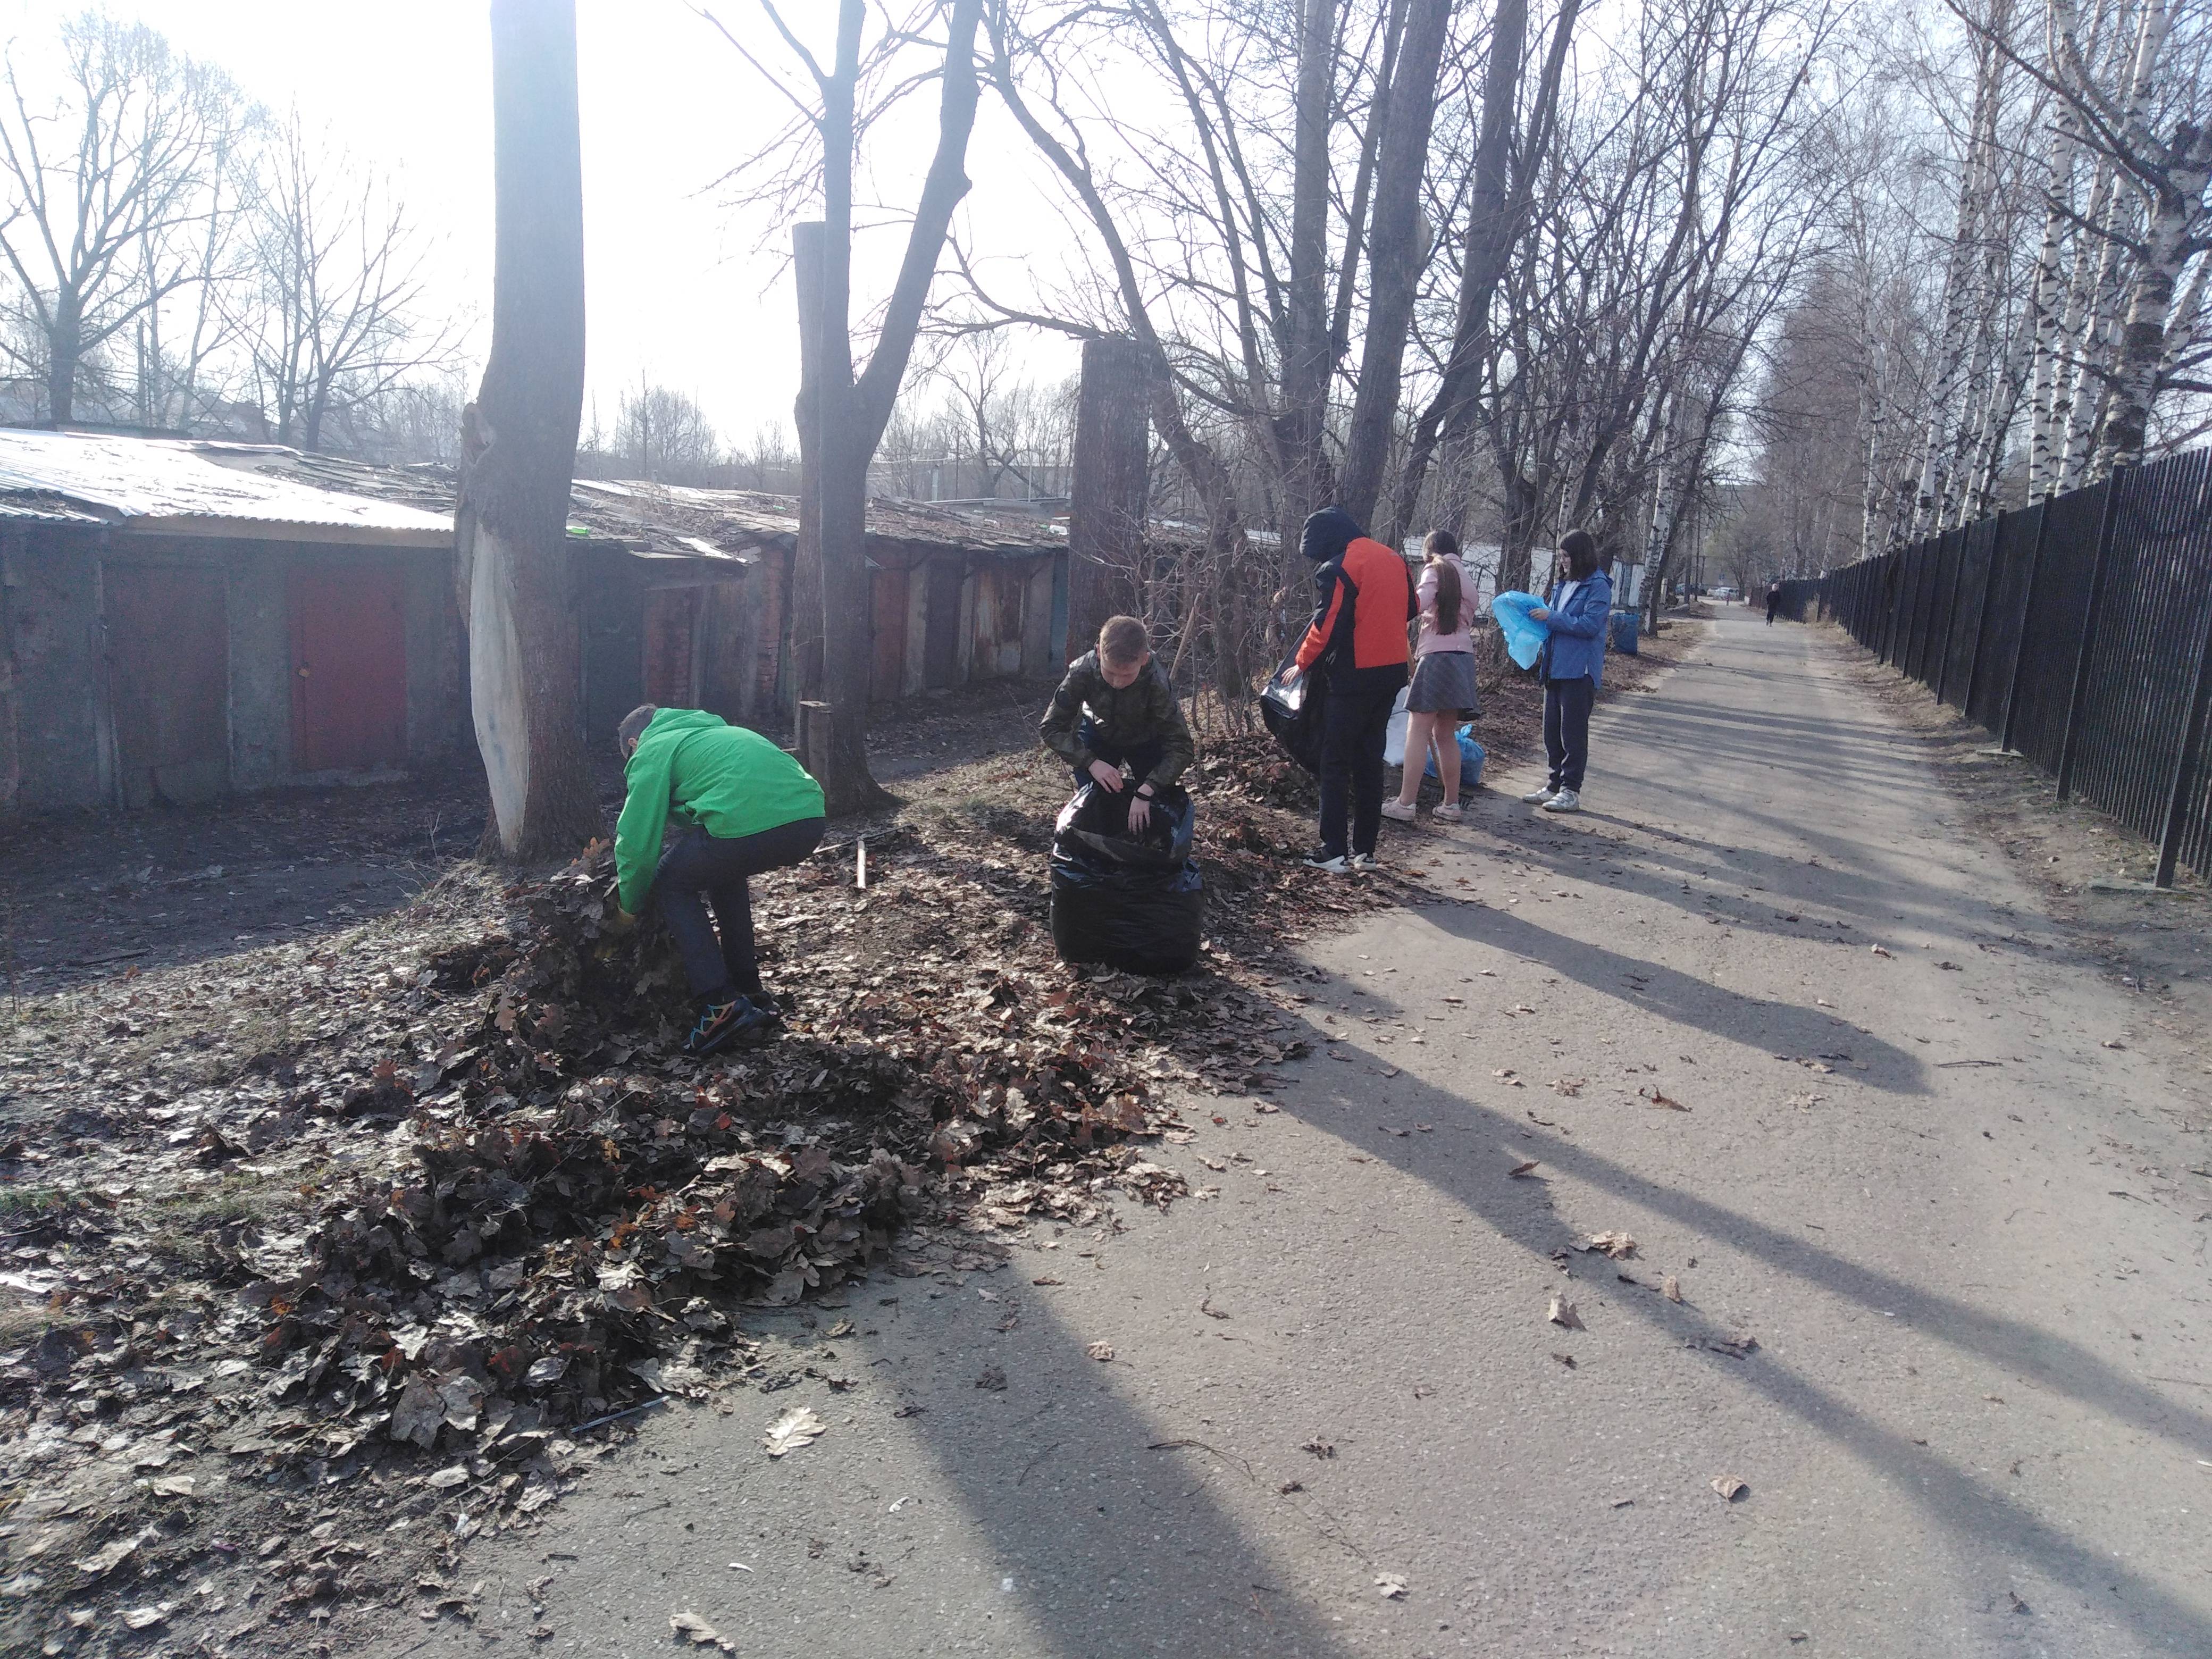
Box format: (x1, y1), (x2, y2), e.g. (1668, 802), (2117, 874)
(1408, 649), (1480, 716)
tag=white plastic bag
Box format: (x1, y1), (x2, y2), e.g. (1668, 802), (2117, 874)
(1382, 684), (1413, 767)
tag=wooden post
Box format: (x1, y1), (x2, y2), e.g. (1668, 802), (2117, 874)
(2055, 477), (2123, 800)
(2155, 596), (2212, 887)
(1065, 335), (1151, 663)
(795, 699), (835, 783)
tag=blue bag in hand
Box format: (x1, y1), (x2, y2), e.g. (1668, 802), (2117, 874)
(1490, 591), (1549, 670)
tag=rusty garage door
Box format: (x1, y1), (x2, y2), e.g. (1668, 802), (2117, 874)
(290, 559), (407, 773)
(106, 564), (229, 808)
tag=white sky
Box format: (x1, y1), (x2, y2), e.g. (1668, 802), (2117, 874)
(0, 0), (1079, 444)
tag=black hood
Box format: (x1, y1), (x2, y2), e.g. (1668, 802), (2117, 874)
(1298, 504), (1364, 564)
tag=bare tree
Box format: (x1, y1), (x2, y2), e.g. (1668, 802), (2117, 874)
(233, 108), (451, 452)
(615, 378), (726, 483)
(457, 0), (601, 860)
(0, 14), (235, 424)
(705, 0), (984, 812)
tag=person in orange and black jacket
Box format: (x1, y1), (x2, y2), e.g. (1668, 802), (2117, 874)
(1292, 504), (1415, 873)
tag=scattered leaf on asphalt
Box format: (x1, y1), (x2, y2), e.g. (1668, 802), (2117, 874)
(1663, 1275), (1683, 1303)
(1580, 1231), (1638, 1259)
(1871, 944), (1893, 958)
(1303, 1438), (1337, 1459)
(1711, 1476), (1748, 1501)
(671, 1612), (734, 1650)
(1085, 1342), (1115, 1362)
(2101, 1040), (2125, 1050)
(1645, 1089), (1690, 1111)
(1551, 1077), (1585, 1096)
(763, 1405), (825, 1458)
(1547, 1295), (1585, 1330)
(1509, 1160), (1539, 1178)
(976, 1366), (1007, 1392)
(121, 1607), (166, 1631)
(1376, 1573), (1408, 1599)
(1551, 1352), (1577, 1369)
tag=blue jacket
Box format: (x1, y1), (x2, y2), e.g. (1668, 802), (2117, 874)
(1540, 568), (1612, 688)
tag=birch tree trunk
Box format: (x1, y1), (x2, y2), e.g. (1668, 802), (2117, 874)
(2025, 104), (2083, 497)
(2095, 123), (2212, 473)
(456, 0), (601, 860)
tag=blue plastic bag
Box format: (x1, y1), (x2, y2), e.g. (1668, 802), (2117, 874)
(1491, 591), (1549, 669)
(1423, 727), (1486, 789)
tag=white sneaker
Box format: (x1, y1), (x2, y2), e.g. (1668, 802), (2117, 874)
(1542, 789), (1582, 813)
(1520, 785), (1558, 805)
(1431, 802), (1464, 823)
(1380, 800), (1418, 823)
(1349, 850), (1379, 870)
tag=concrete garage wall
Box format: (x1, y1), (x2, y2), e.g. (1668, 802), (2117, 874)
(0, 529), (108, 813)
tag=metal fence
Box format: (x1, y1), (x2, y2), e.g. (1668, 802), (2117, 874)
(1810, 445), (2212, 886)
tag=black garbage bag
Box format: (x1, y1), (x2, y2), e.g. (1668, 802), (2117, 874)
(1048, 783), (1205, 975)
(1261, 648), (1326, 774)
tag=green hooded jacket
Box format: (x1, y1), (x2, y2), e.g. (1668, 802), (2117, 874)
(614, 709), (826, 914)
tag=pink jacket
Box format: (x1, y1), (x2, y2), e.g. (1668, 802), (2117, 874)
(1415, 556), (1475, 656)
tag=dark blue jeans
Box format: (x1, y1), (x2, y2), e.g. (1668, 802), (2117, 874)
(652, 817), (826, 998)
(1544, 677), (1595, 791)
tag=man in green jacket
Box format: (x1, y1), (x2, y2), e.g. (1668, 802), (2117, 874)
(610, 705), (827, 1056)
(1038, 614), (1194, 834)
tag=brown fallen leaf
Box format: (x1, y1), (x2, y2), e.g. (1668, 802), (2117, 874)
(671, 1612), (734, 1650)
(1662, 1275), (1682, 1303)
(1085, 1341), (1115, 1362)
(976, 1365), (1007, 1392)
(763, 1405), (825, 1457)
(1871, 944), (1893, 958)
(1551, 1352), (1577, 1369)
(1579, 1230), (1638, 1260)
(1508, 1160), (1539, 1178)
(1647, 1090), (1690, 1111)
(1547, 1295), (1585, 1330)
(1711, 1475), (1747, 1501)
(1551, 1077), (1585, 1096)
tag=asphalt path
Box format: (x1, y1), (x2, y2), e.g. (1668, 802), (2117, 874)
(362, 612), (2210, 1659)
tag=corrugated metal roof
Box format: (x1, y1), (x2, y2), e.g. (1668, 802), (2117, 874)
(0, 429), (453, 544)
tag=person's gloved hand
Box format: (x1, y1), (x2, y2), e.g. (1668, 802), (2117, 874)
(604, 904), (636, 937)
(1086, 759), (1125, 792)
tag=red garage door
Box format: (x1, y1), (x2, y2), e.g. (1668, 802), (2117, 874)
(290, 560), (407, 773)
(107, 564), (229, 808)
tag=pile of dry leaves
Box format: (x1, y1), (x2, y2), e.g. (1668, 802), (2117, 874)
(1, 739), (1370, 1651)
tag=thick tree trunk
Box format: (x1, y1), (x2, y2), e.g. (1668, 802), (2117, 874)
(45, 296), (80, 425)
(2096, 122), (2212, 474)
(457, 0), (601, 861)
(1066, 334), (1152, 659)
(1334, 0), (1451, 533)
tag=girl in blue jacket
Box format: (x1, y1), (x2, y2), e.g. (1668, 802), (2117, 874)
(1521, 529), (1611, 814)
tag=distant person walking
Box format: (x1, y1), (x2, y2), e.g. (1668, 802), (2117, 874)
(1521, 529), (1611, 815)
(1766, 580), (1782, 625)
(1292, 504), (1414, 872)
(1384, 529), (1478, 826)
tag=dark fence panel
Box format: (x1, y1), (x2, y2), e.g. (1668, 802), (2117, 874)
(1965, 503), (2041, 731)
(1817, 450), (2212, 883)
(2007, 478), (2108, 774)
(2065, 450), (2212, 847)
(1940, 516), (1998, 709)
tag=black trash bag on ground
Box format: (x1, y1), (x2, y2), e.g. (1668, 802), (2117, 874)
(1049, 783), (1205, 975)
(1261, 648), (1326, 774)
